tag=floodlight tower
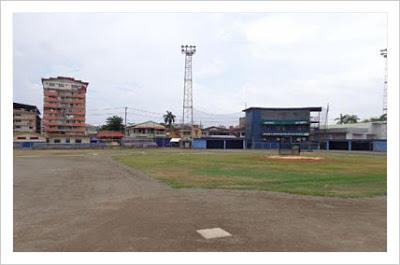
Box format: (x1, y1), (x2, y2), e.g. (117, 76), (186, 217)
(380, 48), (387, 115)
(181, 44), (196, 139)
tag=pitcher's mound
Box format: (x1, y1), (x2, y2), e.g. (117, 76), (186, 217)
(266, 155), (323, 161)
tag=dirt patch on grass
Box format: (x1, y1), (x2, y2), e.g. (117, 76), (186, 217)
(264, 155), (324, 161)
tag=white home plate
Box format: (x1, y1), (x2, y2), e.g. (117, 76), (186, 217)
(197, 227), (232, 239)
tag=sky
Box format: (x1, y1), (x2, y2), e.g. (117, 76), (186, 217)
(13, 13), (387, 126)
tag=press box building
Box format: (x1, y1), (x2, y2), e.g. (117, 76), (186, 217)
(243, 107), (322, 149)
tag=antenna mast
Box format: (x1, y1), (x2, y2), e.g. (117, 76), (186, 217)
(380, 48), (387, 115)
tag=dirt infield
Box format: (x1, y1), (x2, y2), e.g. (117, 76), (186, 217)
(13, 151), (386, 251)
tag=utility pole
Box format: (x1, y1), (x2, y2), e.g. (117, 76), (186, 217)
(181, 45), (196, 143)
(124, 106), (127, 136)
(324, 103), (329, 130)
(380, 48), (387, 115)
(324, 103), (329, 148)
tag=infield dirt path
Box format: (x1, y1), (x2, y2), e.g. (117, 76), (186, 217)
(14, 153), (386, 251)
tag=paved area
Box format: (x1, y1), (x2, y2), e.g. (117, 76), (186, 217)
(14, 152), (386, 251)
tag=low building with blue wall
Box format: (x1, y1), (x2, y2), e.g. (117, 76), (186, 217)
(320, 121), (387, 152)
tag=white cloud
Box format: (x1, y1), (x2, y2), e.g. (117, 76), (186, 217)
(243, 15), (319, 45)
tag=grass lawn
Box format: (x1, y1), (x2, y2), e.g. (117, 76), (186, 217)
(114, 149), (387, 198)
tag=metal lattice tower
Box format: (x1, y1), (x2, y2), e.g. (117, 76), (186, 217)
(181, 45), (196, 138)
(380, 48), (387, 115)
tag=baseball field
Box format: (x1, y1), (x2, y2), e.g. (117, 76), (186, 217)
(14, 148), (387, 251)
(115, 149), (386, 198)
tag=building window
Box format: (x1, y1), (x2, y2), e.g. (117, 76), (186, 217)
(54, 139), (61, 143)
(15, 119), (21, 122)
(30, 137), (39, 140)
(15, 125), (21, 128)
(65, 138), (70, 143)
(59, 84), (64, 87)
(75, 139), (82, 143)
(17, 136), (26, 140)
(48, 83), (55, 86)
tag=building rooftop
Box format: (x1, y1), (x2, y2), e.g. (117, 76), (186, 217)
(127, 121), (166, 130)
(41, 76), (89, 86)
(243, 107), (322, 112)
(13, 102), (41, 114)
(324, 121), (387, 130)
(96, 130), (124, 138)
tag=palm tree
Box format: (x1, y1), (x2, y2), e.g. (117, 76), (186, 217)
(335, 114), (360, 124)
(343, 114), (359, 124)
(335, 113), (345, 124)
(163, 111), (176, 134)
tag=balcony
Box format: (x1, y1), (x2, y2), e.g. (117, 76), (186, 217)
(45, 127), (85, 132)
(68, 111), (85, 115)
(262, 132), (310, 136)
(70, 123), (85, 127)
(44, 91), (57, 96)
(44, 103), (59, 108)
(45, 128), (62, 133)
(72, 93), (85, 99)
(43, 121), (60, 126)
(262, 120), (310, 125)
(45, 97), (58, 103)
(72, 116), (85, 121)
(57, 98), (83, 104)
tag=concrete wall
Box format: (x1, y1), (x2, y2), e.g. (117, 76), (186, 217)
(47, 137), (90, 144)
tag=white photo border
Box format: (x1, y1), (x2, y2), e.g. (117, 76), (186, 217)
(1, 1), (399, 264)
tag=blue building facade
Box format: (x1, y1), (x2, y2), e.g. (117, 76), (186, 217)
(244, 107), (322, 149)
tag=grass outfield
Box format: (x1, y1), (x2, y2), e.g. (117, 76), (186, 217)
(115, 149), (387, 198)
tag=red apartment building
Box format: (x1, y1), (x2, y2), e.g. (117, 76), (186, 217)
(42, 76), (89, 144)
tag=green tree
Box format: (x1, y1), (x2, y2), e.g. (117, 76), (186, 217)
(362, 113), (387, 122)
(163, 111), (176, 131)
(335, 114), (360, 124)
(101, 115), (124, 131)
(344, 114), (360, 124)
